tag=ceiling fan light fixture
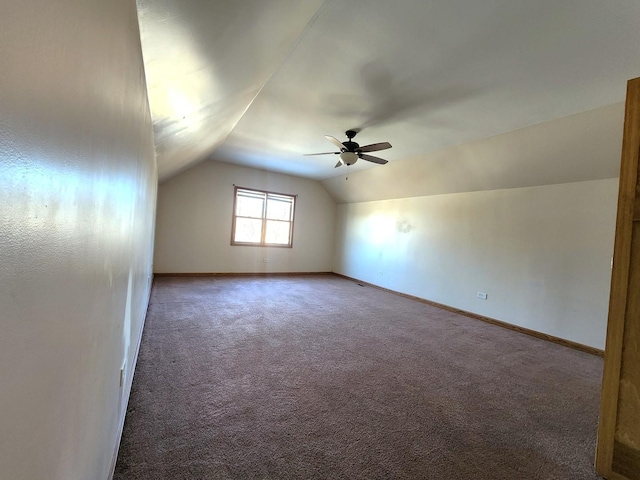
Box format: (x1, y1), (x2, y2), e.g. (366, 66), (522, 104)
(340, 151), (358, 165)
(305, 131), (390, 167)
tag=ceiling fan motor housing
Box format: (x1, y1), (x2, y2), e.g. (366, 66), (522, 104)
(342, 141), (359, 152)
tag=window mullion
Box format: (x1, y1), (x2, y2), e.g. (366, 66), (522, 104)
(261, 196), (268, 245)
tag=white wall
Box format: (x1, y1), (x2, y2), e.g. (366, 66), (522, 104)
(154, 161), (335, 273)
(334, 179), (618, 349)
(0, 1), (156, 479)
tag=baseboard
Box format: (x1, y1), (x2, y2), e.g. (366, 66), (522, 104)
(333, 273), (604, 358)
(108, 275), (154, 480)
(153, 271), (333, 277)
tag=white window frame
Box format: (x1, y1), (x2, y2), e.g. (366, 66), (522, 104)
(231, 186), (296, 248)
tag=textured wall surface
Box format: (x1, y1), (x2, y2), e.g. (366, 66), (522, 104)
(0, 1), (157, 478)
(154, 161), (335, 273)
(334, 179), (618, 349)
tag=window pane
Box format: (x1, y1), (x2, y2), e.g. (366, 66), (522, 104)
(234, 218), (263, 243)
(265, 220), (291, 245)
(266, 197), (292, 221)
(232, 188), (295, 247)
(237, 195), (264, 218)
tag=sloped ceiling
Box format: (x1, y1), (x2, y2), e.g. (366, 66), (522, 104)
(136, 0), (327, 179)
(138, 0), (640, 198)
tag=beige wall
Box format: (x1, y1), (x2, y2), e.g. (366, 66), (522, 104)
(0, 1), (156, 479)
(322, 103), (624, 204)
(334, 179), (618, 349)
(154, 161), (336, 273)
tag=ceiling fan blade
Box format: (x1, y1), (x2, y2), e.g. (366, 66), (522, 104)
(334, 161), (343, 168)
(325, 135), (346, 151)
(360, 153), (388, 165)
(358, 142), (392, 153)
(303, 151), (340, 156)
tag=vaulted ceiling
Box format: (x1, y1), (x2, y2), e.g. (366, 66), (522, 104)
(137, 0), (640, 196)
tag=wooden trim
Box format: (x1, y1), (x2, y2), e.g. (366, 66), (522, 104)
(232, 185), (298, 199)
(596, 77), (640, 478)
(609, 472), (634, 480)
(154, 272), (333, 277)
(333, 273), (604, 357)
(229, 242), (294, 248)
(613, 441), (640, 480)
(230, 185), (240, 246)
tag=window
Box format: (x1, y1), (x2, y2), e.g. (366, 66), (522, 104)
(231, 186), (296, 247)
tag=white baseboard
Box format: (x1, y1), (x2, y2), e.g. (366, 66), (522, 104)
(108, 275), (153, 479)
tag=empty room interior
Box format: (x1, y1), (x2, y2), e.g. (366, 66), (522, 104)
(2, 1), (640, 479)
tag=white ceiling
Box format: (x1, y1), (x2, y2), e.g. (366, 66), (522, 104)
(137, 0), (640, 188)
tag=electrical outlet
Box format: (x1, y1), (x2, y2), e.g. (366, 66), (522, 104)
(263, 258), (269, 263)
(378, 271), (383, 276)
(477, 292), (488, 300)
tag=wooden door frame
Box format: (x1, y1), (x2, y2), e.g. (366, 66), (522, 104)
(596, 77), (640, 479)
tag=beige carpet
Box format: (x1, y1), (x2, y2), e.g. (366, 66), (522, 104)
(115, 275), (603, 479)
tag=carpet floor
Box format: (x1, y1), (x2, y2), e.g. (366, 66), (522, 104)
(114, 275), (603, 479)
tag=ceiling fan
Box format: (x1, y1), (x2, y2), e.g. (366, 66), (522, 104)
(305, 130), (391, 168)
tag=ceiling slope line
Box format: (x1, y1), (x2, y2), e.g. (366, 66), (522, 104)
(215, 0), (334, 154)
